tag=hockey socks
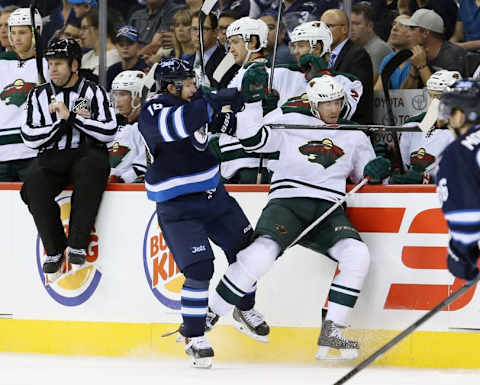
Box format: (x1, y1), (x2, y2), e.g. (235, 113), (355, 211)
(181, 285), (209, 337)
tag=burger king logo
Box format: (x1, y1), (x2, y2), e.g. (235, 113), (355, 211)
(143, 211), (184, 310)
(36, 195), (102, 306)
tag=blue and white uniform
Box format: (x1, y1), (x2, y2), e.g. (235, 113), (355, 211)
(436, 124), (480, 279)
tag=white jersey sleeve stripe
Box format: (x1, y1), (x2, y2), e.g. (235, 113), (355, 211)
(173, 106), (189, 139)
(158, 107), (174, 142)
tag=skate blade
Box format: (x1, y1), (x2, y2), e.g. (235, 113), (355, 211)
(190, 356), (213, 369)
(45, 270), (63, 284)
(315, 346), (358, 361)
(233, 322), (269, 344)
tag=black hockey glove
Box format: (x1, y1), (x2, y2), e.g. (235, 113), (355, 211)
(447, 239), (479, 281)
(363, 156), (391, 184)
(203, 88), (244, 114)
(209, 112), (237, 136)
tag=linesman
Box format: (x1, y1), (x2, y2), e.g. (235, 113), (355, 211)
(20, 39), (117, 276)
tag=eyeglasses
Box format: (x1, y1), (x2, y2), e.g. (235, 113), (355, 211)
(80, 25), (93, 31)
(189, 26), (213, 33)
(325, 23), (346, 29)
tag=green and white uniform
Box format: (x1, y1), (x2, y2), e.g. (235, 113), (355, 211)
(0, 52), (48, 161)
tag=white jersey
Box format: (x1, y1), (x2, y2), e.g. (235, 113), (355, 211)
(236, 102), (375, 202)
(401, 121), (454, 172)
(108, 121), (148, 183)
(0, 53), (49, 161)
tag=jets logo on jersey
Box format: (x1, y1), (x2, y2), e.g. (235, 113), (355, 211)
(410, 148), (435, 170)
(299, 138), (345, 168)
(108, 142), (130, 168)
(0, 79), (35, 107)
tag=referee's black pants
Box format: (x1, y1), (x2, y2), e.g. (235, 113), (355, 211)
(20, 145), (110, 256)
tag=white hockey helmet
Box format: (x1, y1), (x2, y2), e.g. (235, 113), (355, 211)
(306, 75), (346, 119)
(112, 70), (146, 111)
(290, 21), (333, 58)
(426, 70), (462, 92)
(8, 8), (43, 46)
(226, 17), (268, 65)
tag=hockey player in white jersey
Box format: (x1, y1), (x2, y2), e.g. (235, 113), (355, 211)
(0, 8), (48, 181)
(390, 70), (460, 184)
(109, 70), (148, 183)
(207, 73), (391, 360)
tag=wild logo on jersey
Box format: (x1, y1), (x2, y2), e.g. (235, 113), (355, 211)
(108, 142), (130, 168)
(410, 148), (435, 170)
(299, 138), (344, 168)
(281, 95), (313, 117)
(0, 79), (35, 107)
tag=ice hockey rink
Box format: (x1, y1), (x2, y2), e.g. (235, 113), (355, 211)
(1, 353), (479, 385)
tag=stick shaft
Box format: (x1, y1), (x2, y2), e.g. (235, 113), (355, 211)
(268, 0), (283, 93)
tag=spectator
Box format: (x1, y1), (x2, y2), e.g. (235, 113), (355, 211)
(372, 0), (398, 42)
(218, 10), (240, 48)
(80, 9), (121, 75)
(61, 20), (82, 46)
(284, 0), (339, 33)
(106, 26), (149, 92)
(68, 0), (97, 19)
(128, 0), (185, 57)
(0, 5), (18, 52)
(185, 0), (202, 14)
(408, 0), (458, 40)
(351, 2), (393, 83)
(172, 9), (195, 61)
(400, 9), (467, 89)
(321, 8), (374, 124)
(375, 15), (414, 90)
(260, 10), (296, 65)
(190, 11), (235, 88)
(62, 0), (72, 22)
(450, 0), (480, 52)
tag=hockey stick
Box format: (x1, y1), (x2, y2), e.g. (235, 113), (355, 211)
(286, 177), (369, 250)
(381, 49), (412, 173)
(30, 0), (45, 84)
(198, 0), (217, 84)
(139, 62), (158, 103)
(256, 0), (283, 184)
(333, 272), (480, 385)
(418, 98), (440, 132)
(264, 123), (429, 132)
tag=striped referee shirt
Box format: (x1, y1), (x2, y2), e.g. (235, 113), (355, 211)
(21, 77), (117, 151)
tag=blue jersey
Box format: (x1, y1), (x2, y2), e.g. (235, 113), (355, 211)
(138, 93), (220, 202)
(436, 124), (480, 251)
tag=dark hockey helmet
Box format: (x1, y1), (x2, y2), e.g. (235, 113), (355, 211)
(154, 58), (195, 94)
(439, 78), (480, 124)
(44, 38), (83, 67)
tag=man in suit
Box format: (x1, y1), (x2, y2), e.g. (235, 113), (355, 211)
(190, 11), (239, 89)
(321, 9), (374, 124)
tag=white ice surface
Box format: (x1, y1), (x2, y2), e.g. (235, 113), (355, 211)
(0, 353), (479, 385)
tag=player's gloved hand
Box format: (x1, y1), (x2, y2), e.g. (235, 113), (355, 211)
(390, 168), (432, 184)
(373, 140), (389, 158)
(447, 239), (479, 281)
(262, 89), (279, 116)
(108, 175), (124, 183)
(203, 88), (244, 114)
(363, 156), (391, 184)
(241, 63), (268, 102)
(209, 112), (237, 135)
(298, 54), (329, 81)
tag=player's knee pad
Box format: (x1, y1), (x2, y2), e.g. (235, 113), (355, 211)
(182, 259), (214, 282)
(236, 236), (280, 281)
(329, 238), (370, 280)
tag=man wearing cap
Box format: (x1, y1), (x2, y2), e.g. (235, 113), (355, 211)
(68, 0), (97, 20)
(400, 9), (467, 90)
(106, 26), (149, 92)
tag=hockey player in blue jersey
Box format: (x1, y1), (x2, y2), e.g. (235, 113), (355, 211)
(436, 79), (480, 281)
(138, 58), (268, 368)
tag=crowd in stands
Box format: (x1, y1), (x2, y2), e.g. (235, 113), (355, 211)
(0, 0), (479, 185)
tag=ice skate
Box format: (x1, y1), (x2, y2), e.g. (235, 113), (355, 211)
(43, 253), (65, 282)
(232, 307), (270, 343)
(160, 308), (219, 343)
(316, 320), (359, 361)
(184, 335), (214, 369)
(67, 247), (86, 270)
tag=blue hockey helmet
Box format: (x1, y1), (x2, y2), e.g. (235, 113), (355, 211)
(154, 58), (195, 94)
(439, 78), (480, 124)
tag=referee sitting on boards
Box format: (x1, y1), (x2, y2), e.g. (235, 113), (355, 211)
(20, 39), (117, 276)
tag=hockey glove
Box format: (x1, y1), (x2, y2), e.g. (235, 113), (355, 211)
(203, 88), (244, 114)
(298, 54), (329, 81)
(241, 63), (268, 103)
(262, 89), (279, 116)
(209, 112), (237, 136)
(108, 175), (125, 183)
(363, 156), (391, 184)
(373, 140), (389, 158)
(447, 239), (479, 281)
(390, 168), (432, 184)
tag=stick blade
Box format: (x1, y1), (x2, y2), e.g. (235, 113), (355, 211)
(200, 0), (218, 15)
(213, 52), (236, 83)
